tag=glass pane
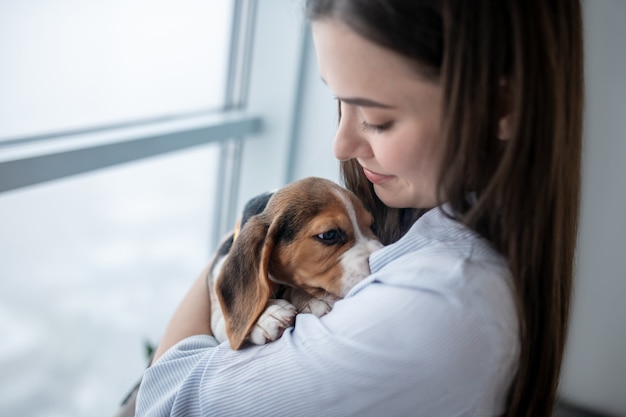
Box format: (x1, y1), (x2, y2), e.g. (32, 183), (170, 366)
(0, 0), (233, 140)
(0, 144), (219, 416)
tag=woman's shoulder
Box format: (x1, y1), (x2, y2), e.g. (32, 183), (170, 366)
(372, 206), (507, 274)
(361, 206), (514, 316)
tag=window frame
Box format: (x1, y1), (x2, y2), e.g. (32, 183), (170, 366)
(0, 0), (309, 250)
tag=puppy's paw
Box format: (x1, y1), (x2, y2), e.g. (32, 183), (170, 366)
(249, 299), (297, 345)
(299, 298), (335, 317)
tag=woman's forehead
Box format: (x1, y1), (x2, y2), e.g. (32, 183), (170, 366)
(313, 20), (441, 113)
(312, 20), (437, 100)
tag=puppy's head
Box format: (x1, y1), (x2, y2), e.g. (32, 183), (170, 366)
(215, 177), (382, 349)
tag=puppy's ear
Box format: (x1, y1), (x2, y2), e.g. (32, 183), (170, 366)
(215, 214), (278, 349)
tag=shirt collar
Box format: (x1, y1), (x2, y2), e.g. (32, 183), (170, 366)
(368, 205), (478, 274)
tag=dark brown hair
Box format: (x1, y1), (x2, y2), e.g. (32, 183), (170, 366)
(306, 1), (584, 416)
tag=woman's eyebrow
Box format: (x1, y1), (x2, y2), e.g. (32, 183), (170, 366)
(320, 77), (394, 109)
(337, 97), (394, 109)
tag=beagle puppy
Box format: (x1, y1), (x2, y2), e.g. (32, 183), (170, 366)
(208, 177), (383, 349)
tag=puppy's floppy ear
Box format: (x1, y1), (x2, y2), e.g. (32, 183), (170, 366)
(215, 213), (279, 349)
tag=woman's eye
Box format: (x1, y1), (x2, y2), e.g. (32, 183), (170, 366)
(315, 229), (345, 245)
(361, 120), (393, 133)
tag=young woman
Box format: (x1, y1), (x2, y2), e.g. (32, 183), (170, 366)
(135, 1), (583, 416)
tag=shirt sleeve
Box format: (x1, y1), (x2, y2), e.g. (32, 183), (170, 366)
(135, 255), (518, 417)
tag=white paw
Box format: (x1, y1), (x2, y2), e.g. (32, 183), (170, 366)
(249, 299), (297, 345)
(299, 297), (335, 317)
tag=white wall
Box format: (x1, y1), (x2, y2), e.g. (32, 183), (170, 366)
(288, 30), (340, 183)
(237, 1), (310, 209)
(288, 2), (626, 416)
(237, 3), (339, 208)
(559, 1), (626, 416)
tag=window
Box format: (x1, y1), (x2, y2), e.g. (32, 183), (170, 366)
(0, 147), (218, 415)
(0, 0), (232, 140)
(0, 1), (237, 415)
(0, 1), (312, 415)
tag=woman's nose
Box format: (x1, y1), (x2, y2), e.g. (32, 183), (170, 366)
(333, 105), (370, 161)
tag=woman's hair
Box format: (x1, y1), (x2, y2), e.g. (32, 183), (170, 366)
(306, 1), (584, 416)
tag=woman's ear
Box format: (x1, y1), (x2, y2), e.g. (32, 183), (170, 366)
(498, 78), (515, 141)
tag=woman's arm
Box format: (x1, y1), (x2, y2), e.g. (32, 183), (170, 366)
(137, 277), (517, 417)
(151, 265), (214, 364)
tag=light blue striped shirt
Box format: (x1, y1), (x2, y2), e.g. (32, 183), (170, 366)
(136, 206), (519, 417)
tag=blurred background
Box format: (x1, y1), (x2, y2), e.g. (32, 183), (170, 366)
(0, 1), (623, 416)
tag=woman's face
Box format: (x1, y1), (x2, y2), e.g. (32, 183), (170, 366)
(312, 19), (444, 209)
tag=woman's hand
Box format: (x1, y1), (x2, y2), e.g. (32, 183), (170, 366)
(151, 264), (214, 364)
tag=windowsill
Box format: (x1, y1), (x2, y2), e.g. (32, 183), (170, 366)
(0, 111), (262, 193)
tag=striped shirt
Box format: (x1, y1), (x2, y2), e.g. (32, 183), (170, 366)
(136, 206), (519, 417)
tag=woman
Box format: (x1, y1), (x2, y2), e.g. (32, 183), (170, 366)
(136, 1), (583, 416)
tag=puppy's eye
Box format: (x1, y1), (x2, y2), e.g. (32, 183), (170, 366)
(315, 229), (345, 245)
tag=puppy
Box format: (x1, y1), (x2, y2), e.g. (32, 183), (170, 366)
(207, 177), (382, 349)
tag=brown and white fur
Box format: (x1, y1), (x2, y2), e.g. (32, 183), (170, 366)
(207, 177), (383, 349)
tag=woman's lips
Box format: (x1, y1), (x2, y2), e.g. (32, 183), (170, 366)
(362, 167), (394, 185)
